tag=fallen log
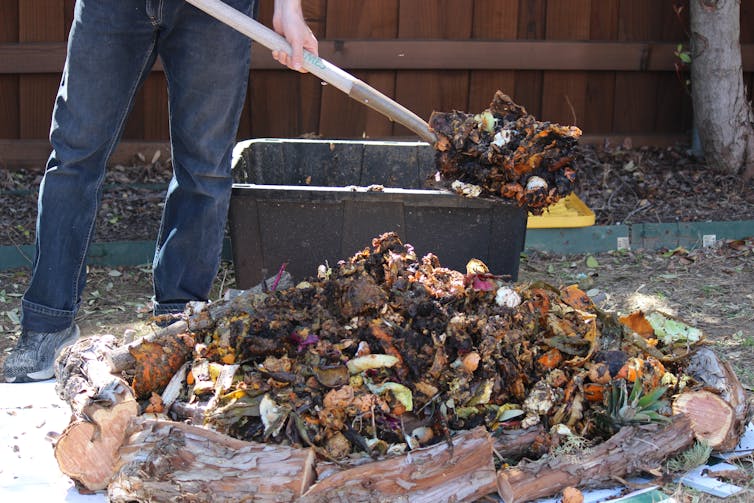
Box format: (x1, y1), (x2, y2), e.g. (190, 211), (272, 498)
(54, 336), (317, 500)
(677, 347), (750, 451)
(50, 247), (749, 501)
(496, 415), (695, 503)
(108, 417), (316, 503)
(107, 321), (192, 374)
(107, 271), (293, 374)
(54, 335), (140, 491)
(672, 390), (738, 451)
(300, 426), (497, 503)
(492, 424), (550, 461)
(106, 272), (293, 376)
(185, 270), (293, 331)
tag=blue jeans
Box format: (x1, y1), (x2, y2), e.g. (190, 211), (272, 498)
(21, 0), (254, 332)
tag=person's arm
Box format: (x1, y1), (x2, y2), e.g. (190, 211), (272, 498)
(271, 0), (318, 72)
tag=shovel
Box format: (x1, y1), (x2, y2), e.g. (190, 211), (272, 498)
(185, 0), (437, 144)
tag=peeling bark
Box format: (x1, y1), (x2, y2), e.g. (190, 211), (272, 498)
(54, 336), (140, 491)
(300, 426), (497, 503)
(496, 415), (695, 503)
(109, 418), (316, 502)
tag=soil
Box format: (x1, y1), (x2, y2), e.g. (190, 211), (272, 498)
(2, 142), (754, 500)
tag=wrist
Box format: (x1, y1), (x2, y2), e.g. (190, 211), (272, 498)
(274, 0), (303, 14)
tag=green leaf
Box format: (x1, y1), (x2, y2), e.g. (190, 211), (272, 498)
(585, 256), (599, 268)
(5, 309), (20, 325)
(637, 385), (668, 409)
(628, 378), (643, 405)
(646, 312), (703, 345)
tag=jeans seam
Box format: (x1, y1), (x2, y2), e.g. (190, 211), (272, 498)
(71, 33), (160, 308)
(22, 298), (74, 319)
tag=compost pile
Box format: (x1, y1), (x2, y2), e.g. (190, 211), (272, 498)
(430, 91), (581, 214)
(147, 232), (704, 461)
(52, 232), (749, 501)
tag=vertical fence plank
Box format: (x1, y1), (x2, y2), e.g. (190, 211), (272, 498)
(582, 0), (618, 135)
(244, 0), (274, 139)
(514, 0), (546, 117)
(137, 73), (169, 141)
(468, 0), (518, 112)
(613, 0), (662, 134)
(122, 95), (147, 141)
(655, 0), (691, 135)
(64, 0), (75, 34)
(319, 0), (398, 138)
(0, 1), (20, 140)
(654, 72), (691, 134)
(394, 0), (472, 137)
(299, 0), (326, 136)
(250, 71), (324, 137)
(19, 0), (66, 140)
(141, 74), (170, 141)
(661, 0), (689, 41)
(397, 0), (473, 38)
(541, 0), (591, 128)
(248, 0), (325, 139)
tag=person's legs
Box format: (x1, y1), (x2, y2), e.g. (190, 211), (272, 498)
(151, 0), (253, 315)
(6, 0), (160, 382)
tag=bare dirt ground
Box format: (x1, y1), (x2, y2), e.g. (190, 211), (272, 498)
(2, 142), (754, 500)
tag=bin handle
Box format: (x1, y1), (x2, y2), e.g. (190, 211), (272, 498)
(185, 0), (438, 145)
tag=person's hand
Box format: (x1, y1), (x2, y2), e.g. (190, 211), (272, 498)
(271, 0), (318, 73)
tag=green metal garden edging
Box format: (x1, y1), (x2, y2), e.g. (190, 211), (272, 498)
(2, 220), (753, 271)
(0, 240), (234, 270)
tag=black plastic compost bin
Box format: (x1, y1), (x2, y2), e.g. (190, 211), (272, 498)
(228, 139), (528, 289)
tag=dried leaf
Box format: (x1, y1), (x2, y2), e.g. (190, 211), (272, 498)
(619, 311), (655, 338)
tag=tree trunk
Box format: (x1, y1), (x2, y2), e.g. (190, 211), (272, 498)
(691, 0), (754, 179)
(678, 347), (750, 451)
(300, 426), (497, 503)
(492, 424), (551, 461)
(496, 415), (696, 503)
(53, 335), (140, 491)
(673, 390), (738, 450)
(108, 418), (316, 503)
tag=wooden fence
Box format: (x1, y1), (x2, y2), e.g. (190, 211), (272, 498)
(2, 0), (754, 167)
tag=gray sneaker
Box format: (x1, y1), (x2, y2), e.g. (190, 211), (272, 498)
(3, 325), (80, 383)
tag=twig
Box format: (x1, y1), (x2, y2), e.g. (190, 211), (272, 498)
(6, 233), (33, 265)
(216, 264), (229, 301)
(270, 262), (288, 291)
(624, 200), (652, 222)
(564, 94), (578, 125)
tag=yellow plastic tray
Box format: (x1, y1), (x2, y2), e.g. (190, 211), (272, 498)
(527, 193), (595, 228)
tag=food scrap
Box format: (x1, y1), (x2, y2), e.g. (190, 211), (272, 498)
(430, 91), (581, 214)
(133, 232), (726, 463)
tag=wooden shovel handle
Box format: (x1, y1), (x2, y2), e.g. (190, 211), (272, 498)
(185, 0), (437, 144)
